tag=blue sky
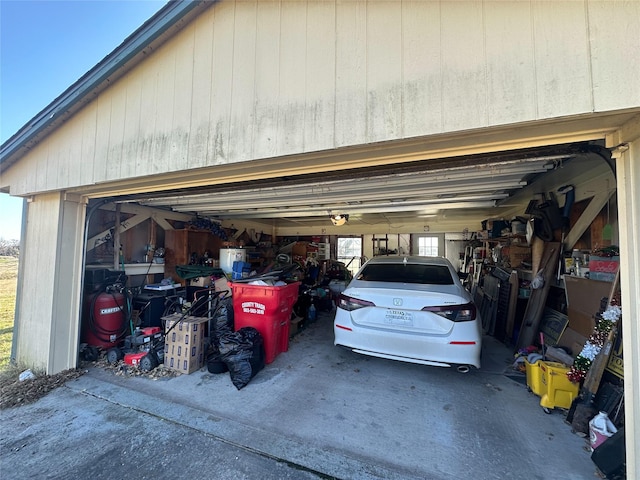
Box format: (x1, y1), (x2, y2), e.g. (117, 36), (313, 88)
(1, 0), (167, 240)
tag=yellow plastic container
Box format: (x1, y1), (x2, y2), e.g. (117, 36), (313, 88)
(538, 361), (579, 410)
(525, 359), (544, 396)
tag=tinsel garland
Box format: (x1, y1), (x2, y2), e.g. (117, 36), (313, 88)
(566, 304), (621, 384)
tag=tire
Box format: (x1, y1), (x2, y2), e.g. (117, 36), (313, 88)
(106, 348), (123, 364)
(140, 353), (159, 372)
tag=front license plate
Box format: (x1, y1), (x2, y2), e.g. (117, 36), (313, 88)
(385, 309), (413, 326)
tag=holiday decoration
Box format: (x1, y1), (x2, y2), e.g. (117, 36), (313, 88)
(567, 304), (621, 384)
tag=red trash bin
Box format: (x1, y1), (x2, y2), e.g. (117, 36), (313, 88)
(229, 281), (300, 364)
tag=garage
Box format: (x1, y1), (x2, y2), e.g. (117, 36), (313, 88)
(0, 1), (638, 478)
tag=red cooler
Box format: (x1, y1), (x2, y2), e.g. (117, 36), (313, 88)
(229, 281), (300, 364)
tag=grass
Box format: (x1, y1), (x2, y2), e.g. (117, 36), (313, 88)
(0, 256), (19, 371)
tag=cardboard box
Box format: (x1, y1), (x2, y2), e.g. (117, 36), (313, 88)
(508, 245), (531, 268)
(564, 275), (611, 337)
(214, 276), (231, 295)
(290, 316), (303, 336)
(557, 327), (588, 357)
(189, 276), (212, 287)
(163, 314), (207, 374)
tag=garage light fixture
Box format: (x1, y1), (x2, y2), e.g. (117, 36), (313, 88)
(330, 214), (349, 226)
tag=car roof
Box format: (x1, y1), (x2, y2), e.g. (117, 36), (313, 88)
(363, 256), (452, 266)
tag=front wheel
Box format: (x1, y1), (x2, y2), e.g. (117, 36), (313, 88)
(140, 353), (159, 372)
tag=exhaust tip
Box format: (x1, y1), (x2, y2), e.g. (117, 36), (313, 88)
(456, 365), (471, 374)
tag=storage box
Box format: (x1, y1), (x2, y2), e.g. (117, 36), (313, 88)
(557, 327), (588, 357)
(508, 245), (531, 268)
(214, 276), (231, 295)
(588, 256), (619, 274)
(229, 281), (300, 364)
(188, 276), (211, 287)
(564, 276), (611, 337)
(589, 272), (617, 282)
(163, 314), (207, 374)
(290, 316), (303, 337)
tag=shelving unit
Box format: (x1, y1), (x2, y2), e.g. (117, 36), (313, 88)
(164, 229), (225, 284)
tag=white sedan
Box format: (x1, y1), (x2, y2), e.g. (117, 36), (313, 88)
(333, 256), (482, 370)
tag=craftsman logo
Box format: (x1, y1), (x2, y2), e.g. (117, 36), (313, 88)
(241, 301), (266, 315)
(100, 306), (122, 315)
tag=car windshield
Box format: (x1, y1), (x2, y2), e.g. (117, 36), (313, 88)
(356, 263), (454, 285)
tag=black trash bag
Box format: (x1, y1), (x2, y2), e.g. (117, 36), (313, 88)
(213, 297), (234, 342)
(219, 327), (265, 390)
(206, 342), (228, 374)
(242, 327), (266, 375)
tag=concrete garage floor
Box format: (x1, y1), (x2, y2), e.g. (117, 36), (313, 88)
(1, 311), (599, 480)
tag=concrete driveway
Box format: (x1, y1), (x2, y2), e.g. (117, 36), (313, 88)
(1, 311), (598, 479)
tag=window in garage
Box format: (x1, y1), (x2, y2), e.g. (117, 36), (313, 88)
(337, 237), (363, 276)
(418, 236), (439, 256)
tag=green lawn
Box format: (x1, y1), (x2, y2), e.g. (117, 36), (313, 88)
(0, 256), (18, 371)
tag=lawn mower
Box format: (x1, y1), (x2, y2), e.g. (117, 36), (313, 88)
(106, 326), (165, 371)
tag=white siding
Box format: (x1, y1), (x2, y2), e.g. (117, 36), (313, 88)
(15, 194), (61, 369)
(3, 0), (640, 196)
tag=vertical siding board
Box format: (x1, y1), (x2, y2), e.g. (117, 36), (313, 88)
(335, 0), (368, 148)
(106, 86), (126, 180)
(208, 2), (235, 165)
(402, 1), (442, 137)
(170, 30), (195, 171)
(229, 1), (258, 161)
(440, 1), (487, 131)
(40, 139), (56, 191)
(484, 1), (537, 125)
(304, 0), (336, 152)
(254, 1), (281, 159)
(137, 63), (159, 176)
(587, 0), (640, 111)
(277, 0), (307, 156)
(532, 1), (592, 118)
(189, 7), (215, 169)
(34, 145), (47, 192)
(366, 1), (402, 142)
(18, 194), (60, 366)
(121, 73), (143, 180)
(79, 104), (98, 186)
(65, 119), (82, 188)
(93, 95), (111, 182)
(151, 48), (176, 174)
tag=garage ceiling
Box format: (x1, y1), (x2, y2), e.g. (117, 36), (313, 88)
(133, 142), (602, 231)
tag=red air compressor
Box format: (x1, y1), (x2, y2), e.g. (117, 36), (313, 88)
(82, 291), (127, 349)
